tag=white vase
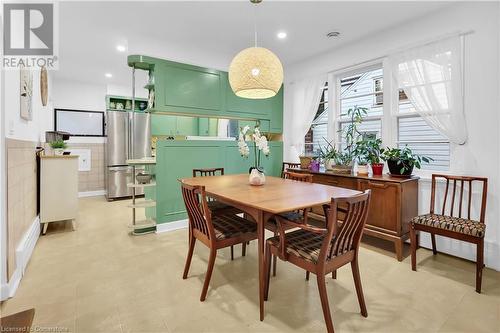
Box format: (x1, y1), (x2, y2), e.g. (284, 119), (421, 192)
(249, 168), (266, 186)
(324, 159), (335, 170)
(357, 164), (369, 175)
(54, 148), (64, 156)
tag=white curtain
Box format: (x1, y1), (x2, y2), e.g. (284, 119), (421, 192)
(389, 36), (467, 145)
(284, 74), (327, 162)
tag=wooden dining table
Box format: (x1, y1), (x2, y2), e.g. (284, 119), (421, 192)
(180, 174), (362, 321)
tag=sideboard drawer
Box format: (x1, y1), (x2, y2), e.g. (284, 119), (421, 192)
(312, 174), (357, 190)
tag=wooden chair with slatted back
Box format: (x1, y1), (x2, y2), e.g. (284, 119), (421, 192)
(180, 182), (258, 301)
(281, 162), (301, 178)
(265, 190), (372, 333)
(266, 171), (320, 276)
(410, 174), (488, 293)
(192, 168), (244, 260)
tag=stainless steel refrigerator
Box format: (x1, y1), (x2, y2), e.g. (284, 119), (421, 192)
(106, 111), (151, 200)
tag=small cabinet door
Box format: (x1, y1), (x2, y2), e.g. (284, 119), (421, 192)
(176, 116), (198, 135)
(358, 180), (400, 234)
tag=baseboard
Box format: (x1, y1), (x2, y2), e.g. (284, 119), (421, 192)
(0, 216), (40, 301)
(419, 234), (500, 271)
(156, 219), (188, 234)
(78, 190), (106, 198)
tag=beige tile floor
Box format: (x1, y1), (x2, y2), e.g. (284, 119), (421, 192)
(1, 196), (499, 333)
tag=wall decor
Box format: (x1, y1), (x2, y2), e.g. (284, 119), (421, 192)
(20, 66), (33, 120)
(40, 66), (48, 106)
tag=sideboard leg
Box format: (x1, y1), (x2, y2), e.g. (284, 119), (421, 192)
(395, 239), (403, 261)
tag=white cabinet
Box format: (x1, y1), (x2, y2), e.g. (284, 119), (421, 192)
(40, 155), (78, 234)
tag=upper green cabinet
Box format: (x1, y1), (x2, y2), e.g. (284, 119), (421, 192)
(156, 64), (222, 114)
(128, 55), (283, 133)
(151, 114), (198, 136)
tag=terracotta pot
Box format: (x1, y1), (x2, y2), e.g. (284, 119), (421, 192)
(371, 163), (384, 175)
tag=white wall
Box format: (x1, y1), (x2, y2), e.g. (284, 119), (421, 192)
(284, 2), (500, 269)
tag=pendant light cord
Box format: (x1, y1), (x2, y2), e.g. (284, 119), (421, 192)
(253, 3), (258, 47)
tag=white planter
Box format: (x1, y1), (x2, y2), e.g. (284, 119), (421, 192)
(249, 168), (266, 186)
(357, 164), (369, 175)
(53, 148), (65, 156)
(324, 159), (336, 170)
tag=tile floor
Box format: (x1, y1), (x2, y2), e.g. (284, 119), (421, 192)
(1, 196), (499, 332)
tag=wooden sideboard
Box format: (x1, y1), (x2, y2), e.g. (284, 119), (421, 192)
(292, 168), (419, 261)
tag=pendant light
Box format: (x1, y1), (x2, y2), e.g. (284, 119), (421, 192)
(228, 0), (283, 99)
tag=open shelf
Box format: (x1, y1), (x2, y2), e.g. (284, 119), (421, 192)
(127, 182), (156, 188)
(128, 218), (156, 229)
(127, 200), (156, 208)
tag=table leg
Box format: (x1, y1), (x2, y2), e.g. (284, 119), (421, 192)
(257, 210), (265, 321)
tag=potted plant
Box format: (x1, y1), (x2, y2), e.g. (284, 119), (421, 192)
(356, 155), (369, 175)
(382, 146), (432, 176)
(50, 139), (67, 156)
(309, 155), (320, 172)
(298, 155), (313, 169)
(238, 125), (270, 185)
(319, 138), (337, 170)
(356, 138), (385, 175)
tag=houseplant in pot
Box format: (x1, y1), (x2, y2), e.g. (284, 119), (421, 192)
(356, 138), (385, 175)
(356, 155), (369, 175)
(50, 139), (67, 156)
(382, 146), (432, 176)
(238, 125), (270, 185)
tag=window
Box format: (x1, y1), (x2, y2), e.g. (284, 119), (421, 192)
(337, 66), (383, 148)
(397, 93), (450, 170)
(304, 83), (328, 155)
(331, 62), (451, 172)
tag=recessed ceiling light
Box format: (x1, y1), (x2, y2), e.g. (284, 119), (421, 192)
(116, 45), (126, 52)
(277, 31), (287, 39)
(326, 31), (340, 38)
(105, 73), (112, 78)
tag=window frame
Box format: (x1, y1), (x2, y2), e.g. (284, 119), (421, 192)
(303, 83), (329, 155)
(327, 58), (453, 176)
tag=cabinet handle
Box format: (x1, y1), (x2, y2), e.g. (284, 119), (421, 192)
(367, 181), (387, 189)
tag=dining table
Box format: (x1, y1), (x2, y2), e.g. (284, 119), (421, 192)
(179, 173), (362, 321)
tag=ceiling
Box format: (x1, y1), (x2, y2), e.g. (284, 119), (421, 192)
(55, 1), (454, 86)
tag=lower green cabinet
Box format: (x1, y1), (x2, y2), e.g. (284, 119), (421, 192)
(152, 140), (283, 224)
(176, 116), (198, 135)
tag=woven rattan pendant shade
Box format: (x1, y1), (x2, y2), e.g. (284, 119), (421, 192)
(228, 47), (283, 99)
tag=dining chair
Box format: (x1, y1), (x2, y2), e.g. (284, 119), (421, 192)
(266, 171), (321, 276)
(410, 174), (488, 293)
(281, 162), (301, 178)
(264, 190), (371, 333)
(180, 182), (258, 301)
(193, 167), (244, 259)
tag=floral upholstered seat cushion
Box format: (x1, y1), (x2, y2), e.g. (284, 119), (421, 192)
(212, 214), (257, 240)
(411, 214), (485, 238)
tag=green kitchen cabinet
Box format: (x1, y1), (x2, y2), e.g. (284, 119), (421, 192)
(151, 140), (283, 224)
(175, 116), (198, 135)
(269, 87), (283, 133)
(198, 117), (217, 136)
(151, 114), (177, 136)
(128, 55), (284, 132)
(155, 63), (222, 115)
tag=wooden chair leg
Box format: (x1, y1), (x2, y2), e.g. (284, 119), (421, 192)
(230, 245), (234, 260)
(242, 242), (247, 257)
(200, 248), (217, 302)
(410, 226), (417, 271)
(351, 258), (368, 317)
(306, 271), (310, 281)
(264, 243), (272, 301)
(332, 270), (337, 279)
(431, 233), (438, 255)
(272, 255), (277, 277)
(476, 239), (484, 293)
(183, 237), (196, 279)
(317, 273), (335, 333)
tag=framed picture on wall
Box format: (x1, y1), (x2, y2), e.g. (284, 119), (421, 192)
(20, 66), (33, 121)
